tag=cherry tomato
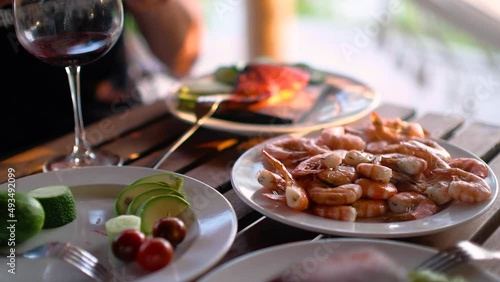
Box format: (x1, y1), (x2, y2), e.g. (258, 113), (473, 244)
(112, 229), (146, 262)
(136, 237), (174, 271)
(152, 217), (187, 247)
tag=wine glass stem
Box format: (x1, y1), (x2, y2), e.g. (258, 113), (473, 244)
(65, 65), (90, 155)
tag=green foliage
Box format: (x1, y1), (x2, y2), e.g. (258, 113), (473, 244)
(295, 0), (336, 19)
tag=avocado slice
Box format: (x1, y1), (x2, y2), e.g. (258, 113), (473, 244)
(115, 182), (172, 215)
(136, 194), (190, 235)
(126, 188), (186, 215)
(129, 173), (184, 190)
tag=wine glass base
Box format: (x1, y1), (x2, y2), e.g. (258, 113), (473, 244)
(43, 150), (123, 172)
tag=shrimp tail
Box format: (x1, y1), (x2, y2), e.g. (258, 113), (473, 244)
(262, 149), (309, 210)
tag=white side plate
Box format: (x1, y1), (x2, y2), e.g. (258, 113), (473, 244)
(0, 166), (237, 282)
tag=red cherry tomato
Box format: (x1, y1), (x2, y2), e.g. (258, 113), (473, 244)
(136, 237), (174, 271)
(152, 217), (187, 247)
(112, 229), (146, 262)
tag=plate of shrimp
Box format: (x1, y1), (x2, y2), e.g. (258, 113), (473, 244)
(231, 113), (498, 238)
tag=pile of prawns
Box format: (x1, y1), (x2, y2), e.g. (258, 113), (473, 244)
(257, 113), (492, 222)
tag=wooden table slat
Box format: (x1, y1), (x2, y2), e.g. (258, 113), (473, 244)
(449, 122), (500, 162)
(214, 217), (319, 267)
(101, 117), (190, 162)
(0, 101), (170, 183)
(414, 112), (465, 140)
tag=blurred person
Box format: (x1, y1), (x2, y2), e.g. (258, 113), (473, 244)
(0, 0), (202, 158)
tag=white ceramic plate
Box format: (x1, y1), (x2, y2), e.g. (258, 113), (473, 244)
(231, 132), (499, 238)
(0, 166), (238, 282)
(199, 238), (500, 282)
(166, 71), (380, 136)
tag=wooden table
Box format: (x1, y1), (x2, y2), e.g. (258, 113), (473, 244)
(1, 100), (500, 281)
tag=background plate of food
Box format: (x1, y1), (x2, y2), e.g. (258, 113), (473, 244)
(166, 62), (380, 136)
(230, 115), (498, 238)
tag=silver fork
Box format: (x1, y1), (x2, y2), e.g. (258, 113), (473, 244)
(416, 241), (500, 273)
(152, 94), (226, 168)
(20, 241), (109, 282)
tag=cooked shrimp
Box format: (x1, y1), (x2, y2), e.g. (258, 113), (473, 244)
(262, 150), (309, 211)
(308, 183), (362, 205)
(352, 199), (388, 218)
(263, 137), (308, 160)
(413, 138), (451, 161)
(292, 153), (327, 177)
(400, 140), (450, 171)
(370, 112), (428, 142)
(343, 150), (374, 166)
(312, 205), (357, 222)
(262, 191), (287, 204)
(378, 153), (428, 176)
(447, 157), (489, 179)
(386, 192), (438, 221)
(292, 152), (342, 178)
(356, 163), (392, 183)
(316, 127), (366, 151)
(303, 138), (333, 155)
(317, 166), (358, 186)
(347, 123), (386, 143)
(322, 151), (344, 168)
(355, 178), (398, 199)
(331, 149), (349, 159)
(394, 179), (426, 194)
(257, 169), (286, 191)
(432, 168), (492, 203)
(365, 141), (402, 154)
(424, 180), (452, 205)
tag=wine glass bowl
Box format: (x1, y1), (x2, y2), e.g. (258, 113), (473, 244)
(13, 0), (124, 171)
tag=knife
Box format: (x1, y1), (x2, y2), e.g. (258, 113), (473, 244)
(296, 84), (342, 124)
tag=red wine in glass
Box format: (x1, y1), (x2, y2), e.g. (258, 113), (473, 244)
(27, 32), (113, 66)
(14, 0), (124, 171)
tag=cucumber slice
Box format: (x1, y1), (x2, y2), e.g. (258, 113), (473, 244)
(28, 185), (77, 229)
(105, 215), (141, 243)
(126, 188), (185, 215)
(136, 195), (190, 235)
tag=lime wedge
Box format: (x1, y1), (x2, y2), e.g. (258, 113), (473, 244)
(136, 195), (190, 235)
(0, 191), (45, 245)
(28, 185), (76, 229)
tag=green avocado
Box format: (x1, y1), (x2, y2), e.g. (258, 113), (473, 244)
(115, 182), (173, 215)
(136, 194), (190, 235)
(126, 188), (186, 215)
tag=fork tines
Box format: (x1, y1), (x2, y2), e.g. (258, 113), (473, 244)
(416, 245), (469, 272)
(62, 244), (109, 281)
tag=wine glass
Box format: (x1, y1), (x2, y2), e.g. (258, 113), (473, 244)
(13, 0), (124, 171)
